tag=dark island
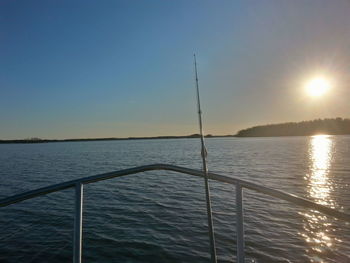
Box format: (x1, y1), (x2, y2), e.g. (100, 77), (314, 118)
(235, 118), (350, 137)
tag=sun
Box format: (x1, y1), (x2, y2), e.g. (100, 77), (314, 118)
(305, 77), (331, 97)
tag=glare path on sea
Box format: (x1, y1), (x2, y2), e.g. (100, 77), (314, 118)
(301, 135), (339, 262)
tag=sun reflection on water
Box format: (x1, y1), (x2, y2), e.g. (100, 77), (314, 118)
(308, 135), (334, 206)
(302, 135), (337, 262)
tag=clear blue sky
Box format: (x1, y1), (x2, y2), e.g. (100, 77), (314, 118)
(1, 0), (350, 139)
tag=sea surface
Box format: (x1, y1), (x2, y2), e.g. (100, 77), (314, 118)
(0, 136), (350, 263)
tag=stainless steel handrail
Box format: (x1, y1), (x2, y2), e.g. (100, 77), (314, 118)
(1, 163), (350, 263)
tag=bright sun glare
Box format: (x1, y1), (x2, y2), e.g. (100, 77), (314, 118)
(305, 77), (331, 97)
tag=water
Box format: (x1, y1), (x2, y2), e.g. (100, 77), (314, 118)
(0, 136), (350, 262)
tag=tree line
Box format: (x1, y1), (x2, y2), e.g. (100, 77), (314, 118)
(235, 118), (350, 137)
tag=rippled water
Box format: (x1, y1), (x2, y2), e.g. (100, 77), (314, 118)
(0, 136), (350, 262)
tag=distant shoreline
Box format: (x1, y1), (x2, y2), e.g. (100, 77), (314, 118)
(3, 118), (350, 144)
(0, 134), (234, 144)
(2, 133), (350, 144)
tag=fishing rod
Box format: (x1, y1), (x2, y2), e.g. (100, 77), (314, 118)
(193, 54), (217, 263)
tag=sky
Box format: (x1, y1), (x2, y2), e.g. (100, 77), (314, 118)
(1, 0), (350, 139)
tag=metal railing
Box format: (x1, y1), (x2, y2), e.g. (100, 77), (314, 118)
(1, 164), (350, 263)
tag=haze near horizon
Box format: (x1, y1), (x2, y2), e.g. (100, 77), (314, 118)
(1, 0), (350, 140)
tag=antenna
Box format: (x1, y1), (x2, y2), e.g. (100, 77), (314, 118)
(193, 54), (217, 263)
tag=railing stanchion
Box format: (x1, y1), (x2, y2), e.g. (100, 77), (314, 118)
(236, 183), (245, 263)
(73, 183), (83, 263)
